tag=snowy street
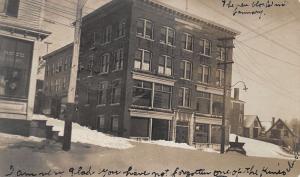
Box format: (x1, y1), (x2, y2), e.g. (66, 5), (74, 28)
(0, 115), (299, 177)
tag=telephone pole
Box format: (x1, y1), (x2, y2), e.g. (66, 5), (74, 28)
(218, 37), (234, 154)
(62, 0), (86, 151)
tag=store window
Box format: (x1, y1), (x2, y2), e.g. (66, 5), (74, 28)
(0, 36), (33, 99)
(212, 94), (223, 116)
(194, 123), (209, 143)
(132, 80), (152, 107)
(154, 83), (172, 109)
(196, 91), (210, 114)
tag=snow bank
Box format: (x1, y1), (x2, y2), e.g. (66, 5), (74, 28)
(33, 115), (133, 149)
(145, 140), (196, 150)
(230, 134), (294, 159)
(0, 132), (44, 142)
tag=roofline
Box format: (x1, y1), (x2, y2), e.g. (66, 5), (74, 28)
(244, 115), (263, 128)
(0, 21), (51, 39)
(146, 0), (240, 35)
(43, 43), (73, 59)
(82, 0), (240, 36)
(265, 118), (295, 136)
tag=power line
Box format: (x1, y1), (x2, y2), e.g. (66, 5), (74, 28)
(236, 40), (300, 69)
(201, 2), (300, 57)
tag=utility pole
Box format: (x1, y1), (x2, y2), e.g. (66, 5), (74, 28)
(62, 0), (86, 151)
(218, 37), (234, 154)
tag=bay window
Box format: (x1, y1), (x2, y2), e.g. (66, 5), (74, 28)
(198, 65), (210, 84)
(199, 39), (211, 56)
(160, 26), (175, 46)
(137, 19), (153, 39)
(180, 60), (192, 80)
(134, 49), (151, 71)
(178, 87), (191, 107)
(158, 55), (172, 76)
(132, 80), (172, 109)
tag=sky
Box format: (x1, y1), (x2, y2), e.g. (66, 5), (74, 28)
(40, 0), (300, 123)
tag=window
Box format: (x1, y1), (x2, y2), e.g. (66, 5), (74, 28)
(111, 80), (121, 104)
(134, 49), (151, 71)
(112, 48), (124, 71)
(212, 94), (223, 116)
(217, 47), (225, 61)
(62, 77), (67, 90)
(111, 115), (119, 132)
(0, 0), (20, 17)
(117, 20), (126, 38)
(102, 25), (112, 44)
(58, 60), (62, 72)
(216, 69), (224, 87)
(198, 65), (210, 84)
(98, 53), (110, 74)
(158, 55), (172, 76)
(97, 82), (107, 105)
(194, 123), (209, 143)
(87, 88), (91, 104)
(180, 60), (192, 80)
(136, 19), (153, 39)
(182, 33), (193, 51)
(87, 55), (94, 76)
(52, 64), (55, 75)
(154, 84), (172, 109)
(199, 39), (211, 56)
(284, 130), (289, 137)
(45, 65), (49, 76)
(64, 57), (68, 71)
(132, 80), (152, 107)
(196, 91), (210, 114)
(178, 87), (191, 107)
(55, 80), (59, 92)
(97, 115), (105, 130)
(132, 80), (172, 109)
(160, 26), (175, 46)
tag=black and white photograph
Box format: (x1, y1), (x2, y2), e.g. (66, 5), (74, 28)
(0, 0), (300, 176)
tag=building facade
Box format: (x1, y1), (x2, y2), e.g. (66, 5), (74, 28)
(0, 0), (50, 135)
(43, 43), (73, 118)
(243, 115), (262, 139)
(229, 88), (244, 136)
(76, 0), (239, 146)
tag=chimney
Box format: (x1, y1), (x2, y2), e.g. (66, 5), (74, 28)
(234, 88), (239, 100)
(272, 117), (275, 125)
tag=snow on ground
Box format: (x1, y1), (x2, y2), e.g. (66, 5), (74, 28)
(0, 132), (44, 142)
(230, 134), (295, 159)
(33, 114), (133, 149)
(143, 140), (196, 150)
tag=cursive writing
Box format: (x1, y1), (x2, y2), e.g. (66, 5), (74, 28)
(220, 0), (288, 19)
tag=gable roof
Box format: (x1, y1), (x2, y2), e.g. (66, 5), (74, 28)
(265, 119), (295, 136)
(244, 115), (262, 128)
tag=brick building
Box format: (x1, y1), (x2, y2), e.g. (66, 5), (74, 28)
(43, 43), (73, 118)
(76, 0), (239, 145)
(0, 0), (50, 135)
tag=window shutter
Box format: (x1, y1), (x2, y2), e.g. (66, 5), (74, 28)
(6, 0), (20, 17)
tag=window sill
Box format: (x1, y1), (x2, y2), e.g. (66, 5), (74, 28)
(159, 41), (176, 48)
(179, 78), (192, 81)
(96, 104), (106, 108)
(199, 54), (212, 58)
(114, 35), (126, 40)
(110, 103), (120, 106)
(136, 35), (154, 42)
(183, 49), (193, 53)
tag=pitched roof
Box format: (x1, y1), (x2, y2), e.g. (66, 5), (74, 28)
(265, 119), (295, 136)
(244, 115), (262, 128)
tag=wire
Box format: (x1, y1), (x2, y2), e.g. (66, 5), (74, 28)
(201, 1), (300, 57)
(236, 40), (300, 69)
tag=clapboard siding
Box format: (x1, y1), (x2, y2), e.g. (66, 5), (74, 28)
(0, 0), (44, 30)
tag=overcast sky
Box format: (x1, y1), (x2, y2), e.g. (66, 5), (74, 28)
(41, 0), (300, 123)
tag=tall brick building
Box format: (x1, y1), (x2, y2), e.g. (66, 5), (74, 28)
(76, 0), (239, 145)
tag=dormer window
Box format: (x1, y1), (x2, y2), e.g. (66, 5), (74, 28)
(0, 0), (20, 17)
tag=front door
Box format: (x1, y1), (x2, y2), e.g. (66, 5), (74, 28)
(176, 125), (189, 144)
